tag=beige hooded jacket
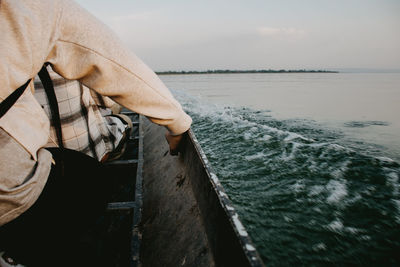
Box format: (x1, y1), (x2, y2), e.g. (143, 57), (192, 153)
(0, 0), (192, 225)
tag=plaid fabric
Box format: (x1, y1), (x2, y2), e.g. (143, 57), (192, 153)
(34, 67), (127, 161)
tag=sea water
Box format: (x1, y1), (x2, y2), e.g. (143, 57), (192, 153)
(160, 73), (400, 266)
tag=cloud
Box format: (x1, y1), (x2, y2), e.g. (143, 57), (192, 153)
(257, 27), (306, 37)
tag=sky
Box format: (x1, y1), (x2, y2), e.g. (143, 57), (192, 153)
(75, 0), (400, 71)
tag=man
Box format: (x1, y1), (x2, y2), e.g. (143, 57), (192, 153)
(0, 0), (191, 265)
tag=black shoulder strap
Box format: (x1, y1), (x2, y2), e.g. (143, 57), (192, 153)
(0, 79), (31, 118)
(0, 65), (64, 149)
(38, 65), (64, 149)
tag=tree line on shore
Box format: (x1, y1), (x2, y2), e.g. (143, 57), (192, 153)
(156, 69), (338, 75)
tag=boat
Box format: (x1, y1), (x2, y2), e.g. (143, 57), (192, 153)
(88, 111), (265, 266)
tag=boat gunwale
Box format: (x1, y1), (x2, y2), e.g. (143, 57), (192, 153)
(186, 129), (265, 267)
(122, 112), (143, 267)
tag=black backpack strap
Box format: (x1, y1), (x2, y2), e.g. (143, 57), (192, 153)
(38, 65), (64, 149)
(0, 65), (64, 150)
(0, 79), (32, 118)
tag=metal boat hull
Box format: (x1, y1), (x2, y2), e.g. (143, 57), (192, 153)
(141, 118), (264, 267)
(82, 113), (263, 266)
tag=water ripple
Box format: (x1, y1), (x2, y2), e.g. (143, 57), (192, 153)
(173, 90), (400, 266)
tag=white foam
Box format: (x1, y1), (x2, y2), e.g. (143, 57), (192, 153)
(386, 171), (399, 197)
(284, 216), (293, 222)
(362, 185), (377, 196)
(291, 180), (305, 193)
(308, 185), (324, 197)
(309, 142), (328, 148)
(327, 219), (343, 232)
(312, 242), (327, 251)
(376, 156), (395, 163)
(387, 171), (399, 181)
(386, 171), (399, 186)
(178, 91), (322, 154)
(346, 193), (362, 204)
(311, 142), (355, 159)
(393, 199), (400, 224)
(243, 132), (252, 140)
(359, 235), (371, 241)
(329, 143), (347, 150)
(258, 134), (272, 141)
(284, 132), (314, 142)
(326, 179), (348, 204)
(280, 142), (302, 161)
(250, 126), (258, 132)
(245, 152), (265, 161)
(326, 218), (361, 235)
(345, 227), (359, 234)
(261, 124), (313, 143)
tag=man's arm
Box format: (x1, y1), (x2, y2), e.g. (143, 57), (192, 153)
(47, 0), (192, 136)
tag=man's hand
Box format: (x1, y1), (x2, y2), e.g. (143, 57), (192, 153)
(165, 131), (185, 155)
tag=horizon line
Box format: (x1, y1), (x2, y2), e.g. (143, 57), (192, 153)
(155, 68), (400, 74)
(155, 69), (338, 75)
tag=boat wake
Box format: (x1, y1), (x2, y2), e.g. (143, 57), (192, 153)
(173, 90), (400, 266)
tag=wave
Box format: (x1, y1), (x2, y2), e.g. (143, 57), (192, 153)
(344, 120), (391, 128)
(172, 89), (400, 265)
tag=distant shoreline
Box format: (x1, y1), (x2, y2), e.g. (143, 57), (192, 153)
(156, 69), (339, 75)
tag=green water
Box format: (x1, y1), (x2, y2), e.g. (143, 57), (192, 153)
(163, 73), (400, 266)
